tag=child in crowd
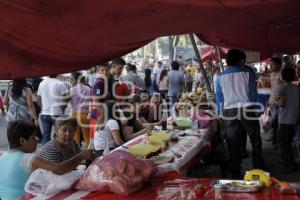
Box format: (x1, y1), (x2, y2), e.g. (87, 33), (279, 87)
(94, 101), (124, 157)
(276, 67), (299, 173)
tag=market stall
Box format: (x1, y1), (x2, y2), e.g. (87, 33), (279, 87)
(22, 111), (218, 199)
(23, 172), (300, 200)
(0, 1), (299, 79)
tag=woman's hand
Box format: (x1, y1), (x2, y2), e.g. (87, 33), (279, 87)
(81, 150), (96, 161)
(156, 120), (163, 126)
(34, 119), (39, 127)
(146, 124), (154, 131)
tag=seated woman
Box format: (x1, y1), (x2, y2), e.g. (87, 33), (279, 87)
(37, 116), (83, 163)
(134, 93), (164, 127)
(145, 93), (163, 124)
(0, 120), (95, 200)
(94, 100), (124, 157)
(119, 95), (153, 141)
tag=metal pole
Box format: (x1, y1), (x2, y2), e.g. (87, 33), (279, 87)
(189, 34), (212, 93)
(216, 46), (224, 71)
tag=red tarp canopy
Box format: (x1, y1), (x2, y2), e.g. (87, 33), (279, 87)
(0, 0), (300, 78)
(201, 46), (228, 62)
(200, 46), (272, 63)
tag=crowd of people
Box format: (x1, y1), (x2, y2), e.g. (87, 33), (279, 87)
(261, 56), (300, 171)
(216, 50), (300, 179)
(0, 56), (206, 199)
(1, 50), (300, 199)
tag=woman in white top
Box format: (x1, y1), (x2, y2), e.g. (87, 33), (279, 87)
(94, 100), (124, 157)
(158, 69), (168, 99)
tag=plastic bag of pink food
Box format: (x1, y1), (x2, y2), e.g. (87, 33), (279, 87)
(76, 150), (158, 196)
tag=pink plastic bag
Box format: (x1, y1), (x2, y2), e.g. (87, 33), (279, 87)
(76, 150), (158, 196)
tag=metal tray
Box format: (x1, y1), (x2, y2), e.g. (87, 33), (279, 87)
(211, 180), (263, 193)
(280, 182), (300, 194)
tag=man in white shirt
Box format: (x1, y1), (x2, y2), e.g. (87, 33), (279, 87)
(37, 75), (69, 144)
(88, 67), (97, 87)
(153, 61), (163, 84)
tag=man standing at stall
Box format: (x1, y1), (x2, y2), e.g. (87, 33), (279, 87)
(37, 74), (69, 144)
(153, 61), (163, 85)
(267, 57), (282, 149)
(216, 49), (264, 178)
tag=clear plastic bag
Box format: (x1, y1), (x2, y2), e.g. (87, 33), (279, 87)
(25, 169), (84, 196)
(76, 150), (158, 196)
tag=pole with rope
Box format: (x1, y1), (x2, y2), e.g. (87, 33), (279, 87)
(216, 46), (224, 71)
(189, 34), (213, 93)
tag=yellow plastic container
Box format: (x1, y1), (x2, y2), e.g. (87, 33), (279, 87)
(148, 133), (170, 146)
(128, 143), (160, 158)
(244, 169), (272, 187)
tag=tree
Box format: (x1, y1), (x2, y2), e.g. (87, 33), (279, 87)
(168, 35), (180, 61)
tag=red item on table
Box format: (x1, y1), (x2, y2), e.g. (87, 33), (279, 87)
(76, 150), (158, 196)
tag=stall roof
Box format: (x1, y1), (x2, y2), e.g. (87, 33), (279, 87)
(0, 0), (299, 78)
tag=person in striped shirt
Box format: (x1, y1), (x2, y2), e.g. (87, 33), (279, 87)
(37, 116), (82, 163)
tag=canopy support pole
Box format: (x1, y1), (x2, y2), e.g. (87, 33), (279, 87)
(189, 34), (212, 93)
(216, 46), (224, 71)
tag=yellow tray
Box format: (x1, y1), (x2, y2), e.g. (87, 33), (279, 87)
(128, 143), (160, 158)
(148, 133), (170, 146)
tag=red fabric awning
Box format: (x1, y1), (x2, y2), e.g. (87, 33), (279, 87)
(200, 46), (228, 62)
(0, 0), (299, 78)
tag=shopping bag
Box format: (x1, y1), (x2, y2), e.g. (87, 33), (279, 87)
(25, 169), (84, 196)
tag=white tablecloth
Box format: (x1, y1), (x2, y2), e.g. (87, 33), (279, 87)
(115, 133), (209, 174)
(28, 132), (210, 200)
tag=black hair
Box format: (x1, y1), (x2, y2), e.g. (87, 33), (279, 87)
(98, 62), (110, 67)
(171, 61), (180, 71)
(271, 57), (282, 66)
(159, 69), (168, 81)
(103, 100), (126, 141)
(144, 68), (152, 88)
(281, 67), (295, 83)
(104, 100), (116, 120)
(111, 58), (126, 66)
(127, 64), (137, 72)
(226, 49), (245, 66)
(49, 74), (59, 78)
(31, 77), (43, 93)
(7, 120), (37, 149)
(283, 55), (292, 63)
(130, 64), (137, 73)
(140, 90), (149, 97)
(11, 79), (27, 99)
(126, 94), (141, 104)
(158, 61), (162, 65)
(71, 72), (84, 83)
